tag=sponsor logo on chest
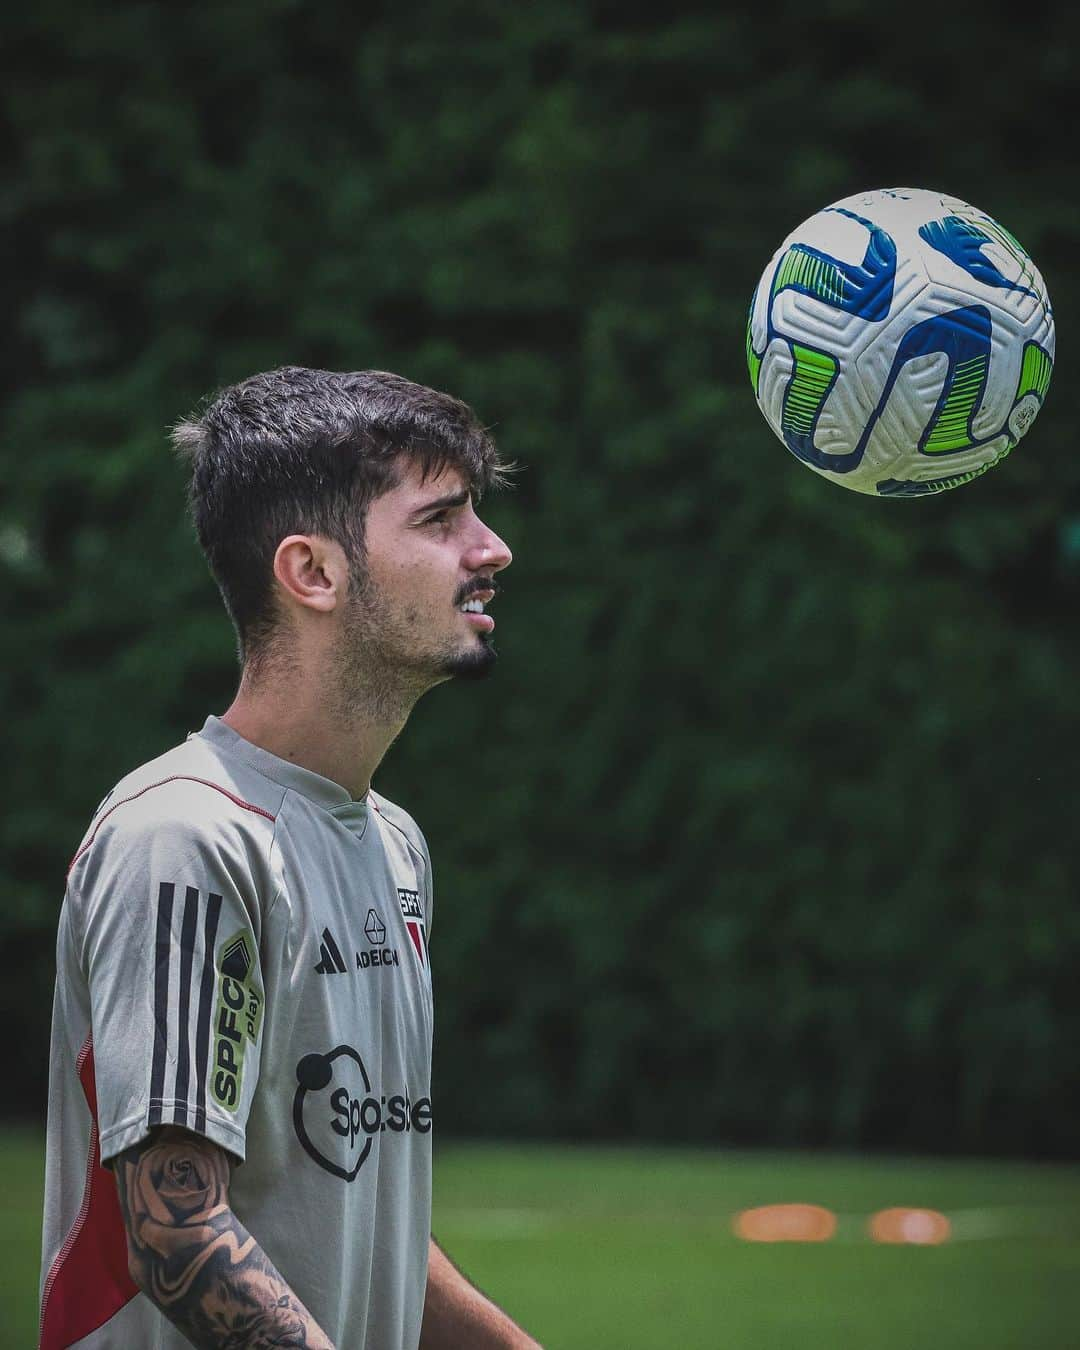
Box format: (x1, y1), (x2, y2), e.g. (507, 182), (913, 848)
(293, 1045), (432, 1181)
(312, 889), (430, 977)
(314, 907), (401, 976)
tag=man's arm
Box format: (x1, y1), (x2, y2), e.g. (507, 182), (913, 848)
(420, 1236), (542, 1349)
(112, 1127), (335, 1350)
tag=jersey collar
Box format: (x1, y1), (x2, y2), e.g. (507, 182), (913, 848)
(196, 716), (370, 832)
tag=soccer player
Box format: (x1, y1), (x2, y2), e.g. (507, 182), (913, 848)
(39, 368), (540, 1349)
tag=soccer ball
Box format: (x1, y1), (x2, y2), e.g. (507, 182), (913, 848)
(746, 187), (1054, 496)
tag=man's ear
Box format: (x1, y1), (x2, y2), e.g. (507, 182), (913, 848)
(272, 536), (348, 614)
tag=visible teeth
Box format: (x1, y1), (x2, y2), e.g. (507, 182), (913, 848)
(461, 599), (485, 613)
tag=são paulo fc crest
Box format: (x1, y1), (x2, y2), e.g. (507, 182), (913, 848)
(397, 888), (428, 968)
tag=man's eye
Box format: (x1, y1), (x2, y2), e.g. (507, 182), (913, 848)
(426, 510), (450, 525)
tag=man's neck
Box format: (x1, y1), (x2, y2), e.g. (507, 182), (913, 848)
(220, 668), (418, 800)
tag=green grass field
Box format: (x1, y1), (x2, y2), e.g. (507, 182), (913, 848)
(11, 1129), (1080, 1348)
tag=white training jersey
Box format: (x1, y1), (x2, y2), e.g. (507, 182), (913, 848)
(40, 716), (435, 1349)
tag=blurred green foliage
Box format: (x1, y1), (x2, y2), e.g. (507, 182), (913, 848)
(3, 2), (1078, 1153)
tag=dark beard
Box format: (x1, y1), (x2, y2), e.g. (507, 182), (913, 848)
(439, 636), (498, 680)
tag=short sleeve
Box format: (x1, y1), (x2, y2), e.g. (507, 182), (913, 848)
(70, 792), (274, 1165)
(410, 822), (434, 939)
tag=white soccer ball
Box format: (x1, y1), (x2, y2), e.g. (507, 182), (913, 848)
(746, 187), (1055, 496)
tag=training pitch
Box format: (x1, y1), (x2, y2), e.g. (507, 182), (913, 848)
(8, 1130), (1079, 1348)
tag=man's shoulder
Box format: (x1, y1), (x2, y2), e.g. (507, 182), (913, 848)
(369, 790), (429, 862)
(74, 730), (284, 865)
(369, 793), (434, 920)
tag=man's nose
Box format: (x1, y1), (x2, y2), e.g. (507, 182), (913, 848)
(465, 525), (512, 574)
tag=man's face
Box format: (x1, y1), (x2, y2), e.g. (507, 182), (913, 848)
(341, 459), (513, 687)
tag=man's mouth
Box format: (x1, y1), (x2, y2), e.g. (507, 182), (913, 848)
(458, 588), (496, 631)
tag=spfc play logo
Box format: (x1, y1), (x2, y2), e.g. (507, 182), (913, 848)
(397, 888), (428, 968)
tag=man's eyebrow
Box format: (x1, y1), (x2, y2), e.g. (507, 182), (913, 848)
(413, 489), (470, 516)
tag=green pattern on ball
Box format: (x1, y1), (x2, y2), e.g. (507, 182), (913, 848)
(980, 215), (1040, 292)
(745, 315), (762, 394)
(774, 246), (845, 306)
(922, 354), (989, 454)
(1016, 342), (1053, 401)
(782, 344), (837, 439)
(745, 315), (761, 394)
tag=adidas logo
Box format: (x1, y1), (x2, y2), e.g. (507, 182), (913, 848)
(314, 927), (347, 975)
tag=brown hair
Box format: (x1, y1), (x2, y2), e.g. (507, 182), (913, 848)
(173, 366), (508, 662)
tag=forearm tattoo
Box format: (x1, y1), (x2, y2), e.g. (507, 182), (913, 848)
(113, 1129), (334, 1349)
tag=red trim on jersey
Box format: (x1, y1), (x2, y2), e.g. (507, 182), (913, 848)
(69, 774), (277, 874)
(39, 1037), (139, 1349)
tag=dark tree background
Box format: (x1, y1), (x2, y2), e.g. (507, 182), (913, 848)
(4, 1), (1078, 1154)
